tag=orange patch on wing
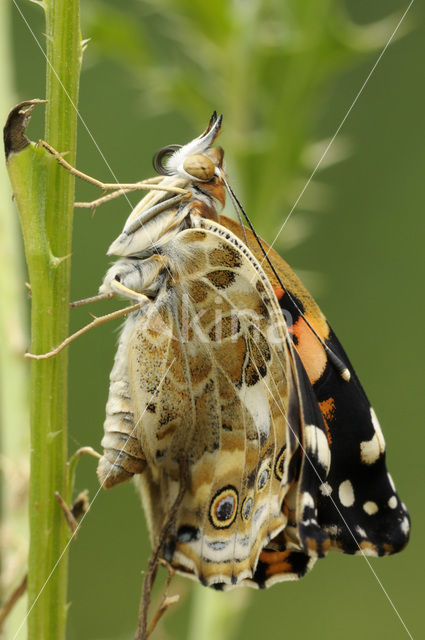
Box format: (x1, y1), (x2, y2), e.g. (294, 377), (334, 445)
(273, 285), (285, 300)
(383, 543), (395, 554)
(291, 317), (327, 385)
(359, 541), (378, 554)
(305, 536), (331, 554)
(259, 550), (293, 577)
(218, 215), (330, 339)
(318, 397), (335, 445)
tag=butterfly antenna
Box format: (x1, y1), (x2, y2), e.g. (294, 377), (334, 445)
(220, 173), (249, 247)
(224, 180), (350, 382)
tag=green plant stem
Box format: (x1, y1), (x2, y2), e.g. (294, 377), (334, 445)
(188, 586), (250, 640)
(5, 1), (81, 638)
(29, 0), (81, 634)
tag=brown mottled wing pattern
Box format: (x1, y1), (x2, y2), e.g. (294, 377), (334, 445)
(99, 218), (311, 588)
(134, 222), (299, 587)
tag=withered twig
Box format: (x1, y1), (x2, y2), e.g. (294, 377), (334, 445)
(134, 456), (189, 640)
(0, 573), (28, 630)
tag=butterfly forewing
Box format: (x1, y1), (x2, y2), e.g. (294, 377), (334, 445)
(219, 214), (410, 559)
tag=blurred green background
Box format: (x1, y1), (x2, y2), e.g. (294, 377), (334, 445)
(3, 0), (424, 638)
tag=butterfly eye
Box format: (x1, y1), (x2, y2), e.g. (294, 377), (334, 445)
(209, 486), (238, 529)
(274, 445), (287, 481)
(182, 154), (215, 181)
(241, 496), (253, 521)
(257, 465), (271, 491)
(152, 144), (182, 175)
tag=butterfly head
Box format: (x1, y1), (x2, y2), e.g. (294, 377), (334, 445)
(107, 113), (226, 258)
(153, 111), (224, 183)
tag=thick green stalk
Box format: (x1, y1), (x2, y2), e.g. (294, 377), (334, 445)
(188, 586), (250, 640)
(5, 1), (81, 638)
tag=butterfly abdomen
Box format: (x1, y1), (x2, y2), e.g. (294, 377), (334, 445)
(97, 314), (146, 488)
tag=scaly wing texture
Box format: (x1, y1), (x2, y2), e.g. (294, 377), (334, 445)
(98, 214), (409, 591)
(128, 222), (301, 587)
(220, 215), (410, 557)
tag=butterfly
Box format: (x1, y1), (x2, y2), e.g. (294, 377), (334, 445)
(96, 112), (409, 595)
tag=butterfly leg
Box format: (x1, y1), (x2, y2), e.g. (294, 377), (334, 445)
(25, 301), (144, 360)
(75, 188), (143, 210)
(75, 184), (191, 211)
(69, 291), (116, 307)
(39, 139), (114, 189)
(134, 456), (189, 640)
(38, 140), (161, 191)
(39, 140), (191, 210)
(100, 253), (171, 300)
(24, 286), (116, 309)
(27, 252), (171, 359)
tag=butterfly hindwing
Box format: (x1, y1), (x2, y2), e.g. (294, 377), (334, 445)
(100, 219), (312, 588)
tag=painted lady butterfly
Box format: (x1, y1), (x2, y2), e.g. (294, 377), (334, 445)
(96, 112), (410, 598)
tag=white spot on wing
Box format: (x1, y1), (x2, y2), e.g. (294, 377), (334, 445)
(303, 492), (315, 509)
(339, 480), (355, 507)
(388, 495), (397, 509)
(304, 425), (331, 473)
(324, 524), (341, 537)
(319, 482), (332, 497)
(356, 526), (367, 538)
(355, 547), (378, 557)
(242, 383), (270, 438)
(387, 473), (396, 492)
(360, 408), (386, 464)
(363, 501), (379, 515)
(401, 517), (410, 535)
